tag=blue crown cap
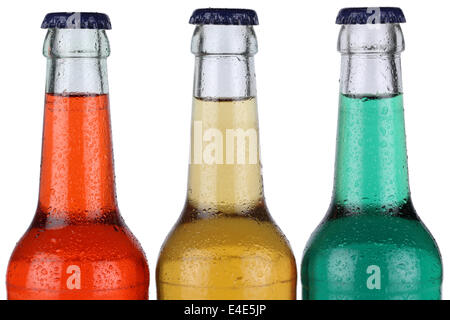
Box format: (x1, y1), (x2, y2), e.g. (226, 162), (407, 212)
(189, 8), (258, 25)
(41, 12), (111, 29)
(336, 7), (406, 25)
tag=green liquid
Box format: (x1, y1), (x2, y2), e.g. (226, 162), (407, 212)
(301, 94), (442, 300)
(302, 214), (441, 300)
(334, 93), (409, 208)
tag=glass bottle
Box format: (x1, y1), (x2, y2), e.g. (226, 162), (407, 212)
(301, 7), (442, 300)
(156, 8), (297, 300)
(6, 12), (149, 300)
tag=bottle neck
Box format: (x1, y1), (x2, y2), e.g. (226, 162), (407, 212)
(38, 29), (117, 222)
(333, 23), (410, 212)
(339, 53), (402, 96)
(338, 23), (404, 96)
(187, 25), (264, 214)
(192, 25), (257, 99)
(44, 29), (110, 94)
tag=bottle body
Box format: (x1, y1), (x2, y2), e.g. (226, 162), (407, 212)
(6, 23), (149, 300)
(157, 97), (296, 300)
(156, 19), (296, 300)
(302, 94), (442, 300)
(301, 20), (442, 300)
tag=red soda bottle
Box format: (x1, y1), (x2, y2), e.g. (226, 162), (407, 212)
(6, 12), (149, 300)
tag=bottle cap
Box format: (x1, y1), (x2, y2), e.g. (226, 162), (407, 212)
(189, 8), (258, 25)
(41, 12), (111, 29)
(336, 7), (405, 25)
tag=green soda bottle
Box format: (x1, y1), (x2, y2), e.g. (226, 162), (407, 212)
(301, 7), (442, 300)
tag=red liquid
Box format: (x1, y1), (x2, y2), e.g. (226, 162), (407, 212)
(7, 94), (149, 300)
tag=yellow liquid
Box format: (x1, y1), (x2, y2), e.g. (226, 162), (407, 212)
(157, 216), (297, 300)
(156, 98), (297, 299)
(188, 97), (263, 213)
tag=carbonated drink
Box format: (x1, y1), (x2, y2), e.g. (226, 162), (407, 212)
(6, 13), (149, 300)
(301, 7), (442, 300)
(156, 9), (297, 300)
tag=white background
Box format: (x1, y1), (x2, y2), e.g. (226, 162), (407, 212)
(0, 0), (448, 300)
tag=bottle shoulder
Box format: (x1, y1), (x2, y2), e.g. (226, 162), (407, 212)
(9, 221), (147, 262)
(303, 212), (442, 260)
(158, 204), (295, 261)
